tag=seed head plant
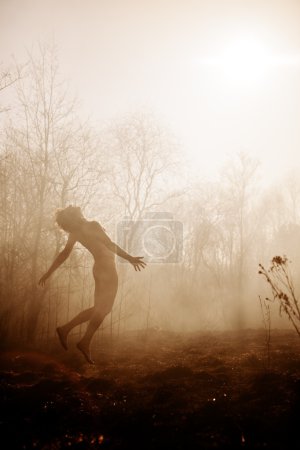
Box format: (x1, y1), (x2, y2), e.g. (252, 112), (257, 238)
(258, 256), (300, 337)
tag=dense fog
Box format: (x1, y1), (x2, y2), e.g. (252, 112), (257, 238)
(3, 4), (300, 450)
(1, 1), (300, 348)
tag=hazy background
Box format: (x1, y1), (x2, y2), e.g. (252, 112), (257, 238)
(1, 0), (300, 345)
(1, 0), (300, 180)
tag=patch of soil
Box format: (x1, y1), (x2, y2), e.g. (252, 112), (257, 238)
(1, 329), (300, 449)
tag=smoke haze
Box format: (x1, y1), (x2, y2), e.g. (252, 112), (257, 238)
(1, 0), (300, 343)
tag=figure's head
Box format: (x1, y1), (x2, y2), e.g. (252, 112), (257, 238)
(55, 205), (84, 232)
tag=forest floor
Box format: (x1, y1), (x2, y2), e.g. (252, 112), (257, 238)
(1, 328), (300, 449)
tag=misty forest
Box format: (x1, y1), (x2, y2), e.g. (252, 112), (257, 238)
(2, 2), (300, 449)
(2, 44), (300, 344)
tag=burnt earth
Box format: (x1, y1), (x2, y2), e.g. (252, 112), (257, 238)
(1, 329), (300, 449)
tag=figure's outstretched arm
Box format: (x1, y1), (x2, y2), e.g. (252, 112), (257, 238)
(92, 221), (147, 271)
(38, 234), (76, 285)
(107, 241), (147, 271)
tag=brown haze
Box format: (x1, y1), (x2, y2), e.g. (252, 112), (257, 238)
(1, 1), (300, 449)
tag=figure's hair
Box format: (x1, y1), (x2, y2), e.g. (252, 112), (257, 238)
(55, 205), (82, 232)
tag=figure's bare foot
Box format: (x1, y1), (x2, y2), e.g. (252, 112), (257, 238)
(76, 342), (95, 365)
(56, 326), (68, 350)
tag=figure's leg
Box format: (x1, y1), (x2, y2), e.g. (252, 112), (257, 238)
(76, 307), (106, 364)
(77, 275), (118, 364)
(77, 264), (118, 364)
(57, 307), (94, 350)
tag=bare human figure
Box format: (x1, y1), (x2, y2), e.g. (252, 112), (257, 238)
(38, 206), (146, 364)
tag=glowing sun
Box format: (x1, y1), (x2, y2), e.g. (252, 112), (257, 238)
(220, 37), (270, 84)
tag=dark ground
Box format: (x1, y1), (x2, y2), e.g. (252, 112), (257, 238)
(1, 329), (300, 450)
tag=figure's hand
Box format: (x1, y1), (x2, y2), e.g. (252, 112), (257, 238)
(129, 256), (147, 272)
(38, 273), (49, 286)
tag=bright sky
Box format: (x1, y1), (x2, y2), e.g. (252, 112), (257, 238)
(1, 0), (300, 183)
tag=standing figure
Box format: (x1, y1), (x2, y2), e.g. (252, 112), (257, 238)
(39, 206), (146, 364)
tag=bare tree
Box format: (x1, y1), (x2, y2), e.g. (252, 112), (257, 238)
(97, 112), (182, 331)
(1, 43), (102, 343)
(220, 152), (259, 327)
(102, 112), (179, 221)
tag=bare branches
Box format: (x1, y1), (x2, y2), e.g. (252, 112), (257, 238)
(0, 62), (24, 113)
(103, 112), (179, 222)
(0, 43), (106, 342)
(0, 63), (22, 93)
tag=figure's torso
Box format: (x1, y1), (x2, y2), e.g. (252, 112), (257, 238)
(72, 220), (115, 265)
